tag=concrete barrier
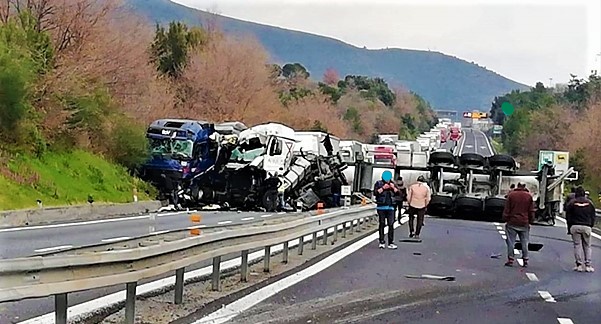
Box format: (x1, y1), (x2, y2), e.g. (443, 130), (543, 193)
(0, 201), (162, 229)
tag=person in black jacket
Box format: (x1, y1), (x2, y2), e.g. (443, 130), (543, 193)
(565, 186), (596, 272)
(373, 170), (398, 249)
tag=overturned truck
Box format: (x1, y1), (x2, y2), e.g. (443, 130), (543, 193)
(141, 120), (348, 212)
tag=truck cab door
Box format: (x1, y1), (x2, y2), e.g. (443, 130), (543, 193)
(263, 136), (286, 176)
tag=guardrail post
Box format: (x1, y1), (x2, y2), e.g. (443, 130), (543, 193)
(311, 232), (318, 250)
(241, 250), (249, 282)
(332, 224), (338, 243)
(264, 246), (271, 272)
(282, 241), (289, 263)
(342, 222), (347, 238)
(125, 282), (137, 324)
(174, 267), (185, 304)
(212, 256), (221, 291)
(298, 236), (304, 255)
(356, 219), (362, 232)
(349, 221), (354, 235)
(322, 229), (328, 245)
(54, 293), (67, 324)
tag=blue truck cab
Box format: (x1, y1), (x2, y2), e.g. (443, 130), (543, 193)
(141, 119), (217, 203)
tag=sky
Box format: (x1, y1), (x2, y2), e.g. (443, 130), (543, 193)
(172, 0), (601, 86)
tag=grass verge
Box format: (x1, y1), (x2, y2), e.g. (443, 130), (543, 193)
(0, 150), (154, 211)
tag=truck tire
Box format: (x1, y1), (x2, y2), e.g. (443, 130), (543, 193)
(428, 151), (457, 166)
(487, 154), (517, 170)
(458, 153), (486, 168)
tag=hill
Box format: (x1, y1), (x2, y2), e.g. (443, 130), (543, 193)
(126, 0), (530, 111)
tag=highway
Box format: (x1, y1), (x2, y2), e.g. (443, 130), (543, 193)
(209, 217), (601, 324)
(459, 128), (495, 157)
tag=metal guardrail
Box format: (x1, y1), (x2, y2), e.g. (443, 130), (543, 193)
(0, 204), (377, 324)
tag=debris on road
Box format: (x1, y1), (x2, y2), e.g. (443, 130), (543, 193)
(404, 274), (456, 281)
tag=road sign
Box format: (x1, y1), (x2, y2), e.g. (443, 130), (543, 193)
(462, 111), (472, 118)
(492, 125), (503, 135)
(538, 150), (569, 174)
(341, 185), (352, 196)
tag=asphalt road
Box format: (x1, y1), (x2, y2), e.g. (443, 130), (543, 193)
(460, 129), (494, 157)
(223, 217), (601, 324)
(0, 210), (287, 259)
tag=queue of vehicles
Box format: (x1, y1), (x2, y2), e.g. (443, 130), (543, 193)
(139, 118), (569, 225)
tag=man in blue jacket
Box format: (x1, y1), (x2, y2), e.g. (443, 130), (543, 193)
(374, 170), (398, 249)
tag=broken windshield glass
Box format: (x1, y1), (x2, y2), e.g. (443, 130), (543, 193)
(230, 147), (265, 162)
(149, 138), (194, 159)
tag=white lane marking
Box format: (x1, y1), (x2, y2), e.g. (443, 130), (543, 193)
(526, 273), (539, 282)
(187, 225), (207, 230)
(556, 216), (601, 241)
(261, 214), (272, 218)
(499, 230), (506, 235)
(480, 146), (487, 149)
(277, 212), (286, 215)
(101, 237), (131, 243)
(240, 217), (255, 221)
(19, 215), (384, 324)
(557, 318), (574, 324)
(495, 226), (503, 230)
(465, 145), (473, 148)
(217, 220), (233, 225)
(514, 249), (521, 255)
(493, 222), (501, 226)
(0, 210), (205, 233)
(149, 230), (168, 235)
(538, 291), (557, 303)
(501, 235), (507, 240)
(517, 259), (524, 266)
(195, 217), (406, 324)
(33, 245), (73, 253)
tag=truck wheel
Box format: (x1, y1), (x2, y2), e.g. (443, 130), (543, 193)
(262, 190), (279, 212)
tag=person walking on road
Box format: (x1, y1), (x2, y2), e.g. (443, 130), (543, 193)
(565, 186), (596, 272)
(502, 182), (535, 267)
(373, 171), (398, 249)
(394, 175), (407, 223)
(407, 175), (431, 239)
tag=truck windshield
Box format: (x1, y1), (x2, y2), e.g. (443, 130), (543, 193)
(149, 138), (194, 159)
(230, 147), (265, 162)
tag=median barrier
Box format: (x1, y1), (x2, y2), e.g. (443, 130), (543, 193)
(0, 200), (162, 228)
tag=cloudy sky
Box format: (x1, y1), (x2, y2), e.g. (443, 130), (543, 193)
(172, 0), (600, 86)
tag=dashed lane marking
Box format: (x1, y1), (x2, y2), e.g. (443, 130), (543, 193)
(538, 291), (557, 303)
(557, 318), (574, 324)
(240, 217), (255, 221)
(150, 230), (168, 235)
(217, 220), (233, 225)
(526, 273), (539, 282)
(101, 237), (131, 243)
(501, 235), (507, 240)
(187, 225), (207, 230)
(261, 214), (272, 218)
(499, 230), (506, 235)
(34, 245), (73, 253)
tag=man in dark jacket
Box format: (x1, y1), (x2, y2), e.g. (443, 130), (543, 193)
(374, 170), (398, 249)
(565, 186), (596, 272)
(502, 182), (535, 267)
(394, 176), (407, 222)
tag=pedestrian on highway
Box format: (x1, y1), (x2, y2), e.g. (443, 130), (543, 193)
(407, 175), (431, 239)
(502, 182), (535, 267)
(374, 170), (398, 249)
(505, 184), (516, 198)
(565, 186), (596, 272)
(394, 175), (407, 223)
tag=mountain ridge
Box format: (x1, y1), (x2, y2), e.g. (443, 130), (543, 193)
(127, 0), (530, 111)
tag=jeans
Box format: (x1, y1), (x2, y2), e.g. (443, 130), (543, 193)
(408, 206), (426, 236)
(570, 225), (592, 266)
(505, 224), (530, 260)
(377, 209), (395, 245)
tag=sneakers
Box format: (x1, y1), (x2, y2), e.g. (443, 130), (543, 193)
(585, 265), (595, 273)
(573, 265), (584, 272)
(522, 259), (529, 268)
(409, 233), (415, 238)
(505, 259), (514, 267)
(378, 243), (386, 249)
(388, 243), (398, 249)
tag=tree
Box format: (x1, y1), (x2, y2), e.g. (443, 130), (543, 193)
(149, 21), (207, 79)
(322, 68), (339, 85)
(282, 63), (310, 79)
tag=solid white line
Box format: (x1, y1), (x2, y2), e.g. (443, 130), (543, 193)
(517, 259), (524, 266)
(240, 217), (255, 221)
(277, 212), (286, 215)
(526, 272), (539, 282)
(499, 230), (506, 235)
(538, 290), (557, 303)
(557, 318), (574, 324)
(261, 214), (272, 218)
(33, 245), (73, 253)
(0, 210), (203, 233)
(556, 216), (601, 241)
(195, 218), (405, 324)
(217, 221), (233, 225)
(149, 230), (168, 235)
(187, 225), (207, 230)
(101, 237), (131, 243)
(19, 214), (386, 324)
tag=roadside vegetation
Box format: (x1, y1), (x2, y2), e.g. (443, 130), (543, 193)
(0, 1), (436, 210)
(489, 74), (601, 200)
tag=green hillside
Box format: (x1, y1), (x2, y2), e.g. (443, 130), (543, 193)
(126, 0), (530, 111)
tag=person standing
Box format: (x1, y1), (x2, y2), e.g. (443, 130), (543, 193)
(373, 170), (398, 249)
(407, 175), (431, 239)
(394, 175), (407, 223)
(565, 186), (596, 272)
(502, 182), (535, 267)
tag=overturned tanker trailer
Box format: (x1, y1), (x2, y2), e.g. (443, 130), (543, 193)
(185, 123), (349, 212)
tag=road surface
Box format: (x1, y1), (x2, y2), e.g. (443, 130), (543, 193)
(459, 129), (495, 157)
(192, 217), (600, 324)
